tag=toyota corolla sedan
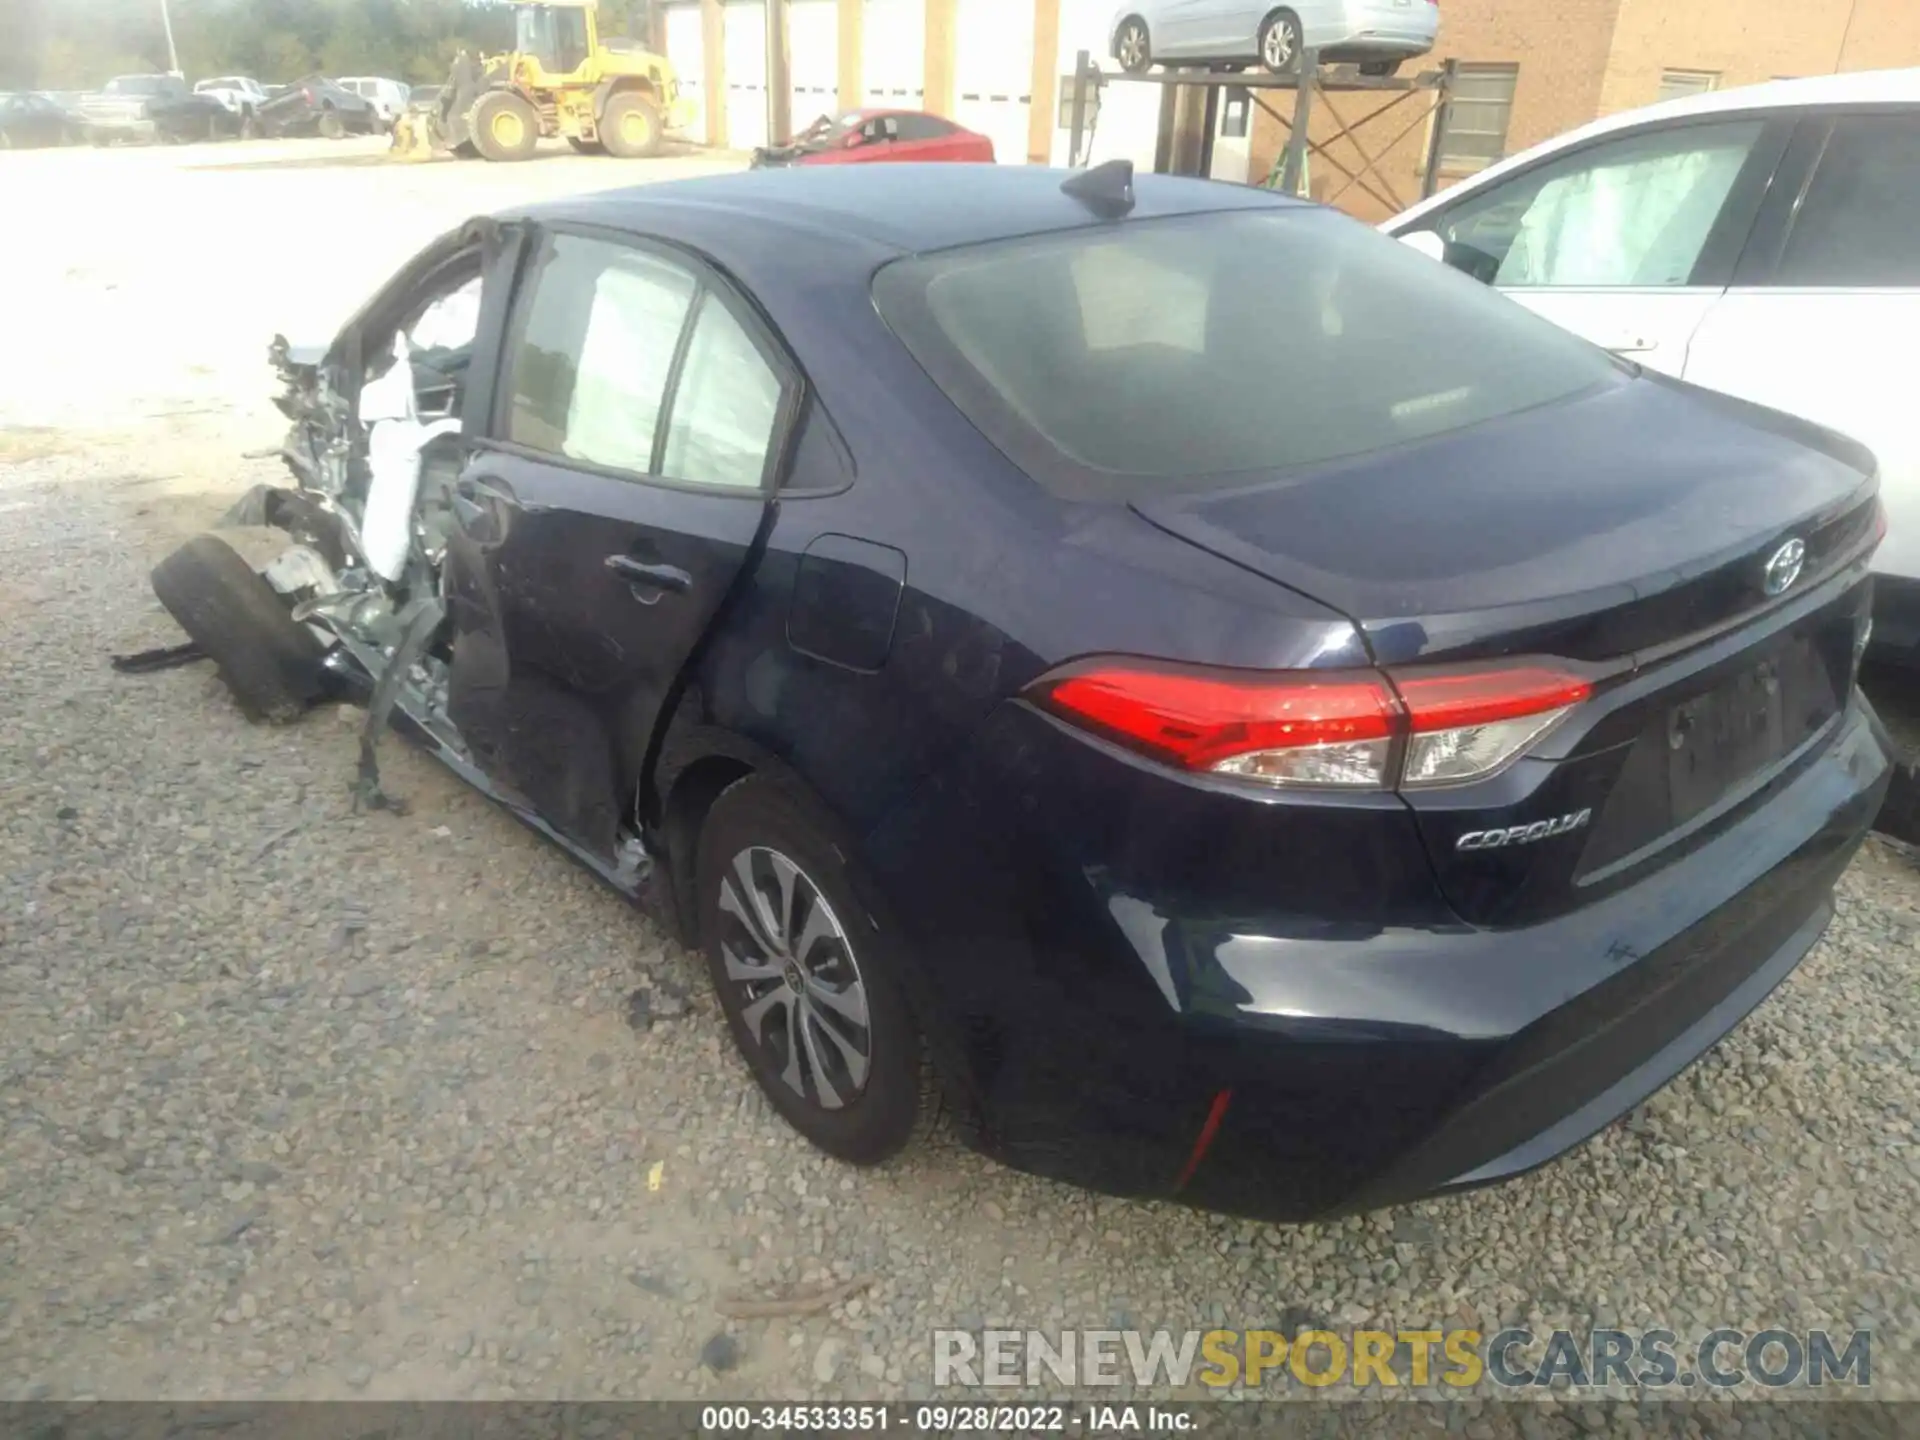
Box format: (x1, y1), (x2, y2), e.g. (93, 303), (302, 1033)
(151, 163), (1892, 1222)
(1111, 0), (1440, 76)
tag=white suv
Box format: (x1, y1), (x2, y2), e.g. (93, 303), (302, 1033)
(334, 77), (410, 126)
(1386, 69), (1920, 663)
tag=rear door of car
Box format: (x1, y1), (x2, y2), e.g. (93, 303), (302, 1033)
(442, 224), (794, 857)
(1390, 111), (1792, 377)
(1683, 107), (1920, 596)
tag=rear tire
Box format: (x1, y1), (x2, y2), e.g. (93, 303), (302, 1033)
(150, 535), (328, 724)
(600, 91), (662, 158)
(471, 90), (540, 161)
(1258, 9), (1305, 73)
(1114, 16), (1152, 74)
(317, 106), (345, 140)
(695, 775), (922, 1165)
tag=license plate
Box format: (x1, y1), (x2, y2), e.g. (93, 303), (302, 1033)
(1666, 638), (1832, 821)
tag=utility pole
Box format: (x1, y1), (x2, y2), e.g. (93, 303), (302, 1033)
(765, 0), (791, 145)
(159, 0), (181, 75)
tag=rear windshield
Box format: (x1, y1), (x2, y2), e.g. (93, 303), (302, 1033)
(872, 207), (1620, 500)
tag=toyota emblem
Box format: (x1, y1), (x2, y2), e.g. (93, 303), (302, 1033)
(1763, 538), (1806, 596)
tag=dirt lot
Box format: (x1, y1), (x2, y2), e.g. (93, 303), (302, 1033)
(3, 135), (1920, 1405)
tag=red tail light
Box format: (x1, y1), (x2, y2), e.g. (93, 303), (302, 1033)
(303, 86), (315, 103)
(1031, 658), (1590, 791)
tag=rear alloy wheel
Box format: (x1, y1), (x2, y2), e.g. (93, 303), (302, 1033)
(1259, 10), (1305, 73)
(697, 776), (921, 1164)
(471, 90), (540, 161)
(1115, 17), (1152, 74)
(600, 91), (663, 158)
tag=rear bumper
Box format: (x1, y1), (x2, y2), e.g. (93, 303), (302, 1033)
(867, 695), (1890, 1222)
(1321, 1), (1438, 54)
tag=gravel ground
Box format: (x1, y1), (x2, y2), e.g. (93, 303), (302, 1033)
(3, 137), (1920, 1406)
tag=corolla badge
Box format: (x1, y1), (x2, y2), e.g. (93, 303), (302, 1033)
(1763, 538), (1807, 597)
(1456, 809), (1592, 852)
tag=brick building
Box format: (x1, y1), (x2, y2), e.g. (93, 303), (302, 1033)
(1245, 0), (1920, 220)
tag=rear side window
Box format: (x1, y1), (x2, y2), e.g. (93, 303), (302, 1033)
(873, 208), (1618, 498)
(1774, 115), (1920, 288)
(504, 233), (695, 474)
(500, 229), (790, 489)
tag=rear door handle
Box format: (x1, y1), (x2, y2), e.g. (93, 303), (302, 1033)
(605, 554), (693, 595)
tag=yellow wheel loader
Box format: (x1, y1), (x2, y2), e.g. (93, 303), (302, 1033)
(431, 0), (697, 161)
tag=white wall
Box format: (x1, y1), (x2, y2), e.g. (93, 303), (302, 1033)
(725, 0), (770, 149)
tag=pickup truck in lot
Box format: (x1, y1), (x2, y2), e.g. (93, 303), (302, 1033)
(79, 73), (239, 144)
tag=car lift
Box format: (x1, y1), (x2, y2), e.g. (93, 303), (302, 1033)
(1065, 47), (1457, 212)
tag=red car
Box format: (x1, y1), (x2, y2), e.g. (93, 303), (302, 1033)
(750, 108), (995, 167)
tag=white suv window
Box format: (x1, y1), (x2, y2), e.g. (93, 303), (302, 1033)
(1430, 119), (1764, 288)
(1773, 114), (1920, 289)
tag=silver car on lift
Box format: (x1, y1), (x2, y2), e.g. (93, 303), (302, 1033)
(1110, 0), (1439, 76)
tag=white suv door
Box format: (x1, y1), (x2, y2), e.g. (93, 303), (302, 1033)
(1388, 114), (1790, 377)
(1682, 109), (1920, 645)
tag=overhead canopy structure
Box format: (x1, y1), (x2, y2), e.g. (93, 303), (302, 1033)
(1065, 48), (1458, 213)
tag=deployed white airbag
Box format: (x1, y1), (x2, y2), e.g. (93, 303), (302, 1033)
(359, 335), (460, 584)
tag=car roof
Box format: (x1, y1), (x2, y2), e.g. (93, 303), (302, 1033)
(515, 163), (1302, 257)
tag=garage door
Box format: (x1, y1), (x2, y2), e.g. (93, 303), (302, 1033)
(954, 0), (1033, 163)
(862, 0), (925, 108)
(789, 0), (840, 137)
(663, 1), (706, 143)
(726, 0), (769, 150)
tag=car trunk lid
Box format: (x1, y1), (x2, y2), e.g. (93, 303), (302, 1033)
(1129, 377), (1875, 668)
(1131, 377), (1880, 925)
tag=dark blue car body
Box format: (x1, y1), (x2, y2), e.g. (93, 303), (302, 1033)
(310, 165), (1892, 1221)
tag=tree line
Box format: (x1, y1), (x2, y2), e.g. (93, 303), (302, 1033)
(2, 0), (664, 92)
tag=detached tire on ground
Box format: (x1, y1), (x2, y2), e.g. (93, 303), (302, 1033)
(150, 534), (327, 724)
(600, 91), (663, 158)
(471, 90), (541, 161)
(696, 775), (923, 1165)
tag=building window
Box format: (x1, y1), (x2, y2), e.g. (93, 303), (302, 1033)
(1659, 69), (1720, 102)
(1221, 85), (1250, 140)
(1438, 64), (1518, 173)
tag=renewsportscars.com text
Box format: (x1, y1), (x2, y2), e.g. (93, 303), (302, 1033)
(933, 1327), (1872, 1390)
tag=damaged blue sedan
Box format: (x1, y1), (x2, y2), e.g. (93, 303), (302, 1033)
(149, 162), (1895, 1221)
